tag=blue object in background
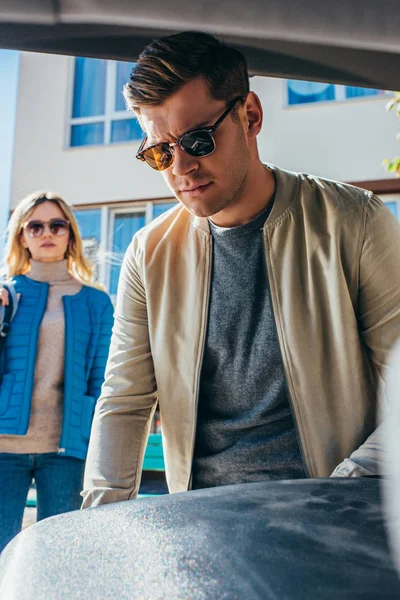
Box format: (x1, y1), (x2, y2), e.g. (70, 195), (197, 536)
(153, 202), (177, 219)
(111, 119), (143, 144)
(287, 81), (335, 105)
(109, 212), (146, 294)
(74, 209), (102, 241)
(287, 79), (383, 105)
(71, 57), (142, 146)
(74, 205), (179, 294)
(385, 202), (398, 219)
(115, 61), (135, 111)
(0, 50), (20, 255)
(72, 58), (106, 118)
(70, 122), (105, 147)
(345, 86), (383, 99)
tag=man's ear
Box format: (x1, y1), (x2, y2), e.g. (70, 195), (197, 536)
(243, 92), (263, 139)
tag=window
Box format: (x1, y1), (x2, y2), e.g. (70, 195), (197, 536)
(75, 208), (102, 243)
(109, 210), (146, 295)
(385, 201), (399, 220)
(69, 58), (143, 147)
(74, 208), (102, 276)
(153, 202), (178, 219)
(287, 80), (385, 106)
(74, 200), (177, 294)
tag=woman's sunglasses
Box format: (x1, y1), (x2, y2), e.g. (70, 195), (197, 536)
(136, 96), (245, 171)
(23, 218), (70, 238)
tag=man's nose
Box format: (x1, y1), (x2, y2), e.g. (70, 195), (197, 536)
(171, 145), (198, 177)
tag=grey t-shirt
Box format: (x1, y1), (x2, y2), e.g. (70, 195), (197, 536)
(191, 204), (305, 489)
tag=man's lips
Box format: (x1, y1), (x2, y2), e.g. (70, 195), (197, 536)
(180, 182), (212, 195)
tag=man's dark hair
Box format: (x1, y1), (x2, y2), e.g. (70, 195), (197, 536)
(123, 31), (249, 109)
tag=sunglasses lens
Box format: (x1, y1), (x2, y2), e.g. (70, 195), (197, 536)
(26, 222), (44, 238)
(142, 144), (173, 171)
(25, 220), (69, 237)
(50, 220), (69, 236)
(180, 130), (215, 157)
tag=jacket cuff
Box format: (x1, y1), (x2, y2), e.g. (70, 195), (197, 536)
(330, 458), (375, 478)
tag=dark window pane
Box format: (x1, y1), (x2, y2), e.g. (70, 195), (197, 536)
(345, 87), (383, 99)
(72, 57), (107, 118)
(115, 61), (135, 111)
(110, 213), (146, 294)
(70, 122), (104, 147)
(287, 80), (335, 105)
(153, 203), (177, 219)
(111, 118), (143, 143)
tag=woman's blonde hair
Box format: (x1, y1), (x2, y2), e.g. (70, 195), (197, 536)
(3, 191), (102, 289)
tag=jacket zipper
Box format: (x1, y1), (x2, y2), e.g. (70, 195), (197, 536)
(21, 282), (49, 434)
(262, 229), (310, 478)
(187, 231), (213, 490)
(58, 295), (71, 453)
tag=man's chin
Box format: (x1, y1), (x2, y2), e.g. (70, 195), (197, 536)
(179, 201), (222, 219)
(176, 194), (225, 219)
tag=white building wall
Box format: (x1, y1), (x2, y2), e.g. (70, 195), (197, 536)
(251, 76), (399, 182)
(11, 52), (170, 210)
(11, 52), (400, 210)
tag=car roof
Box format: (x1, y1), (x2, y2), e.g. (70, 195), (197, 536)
(0, 0), (399, 89)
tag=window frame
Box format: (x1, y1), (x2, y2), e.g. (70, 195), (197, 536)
(106, 204), (149, 293)
(67, 58), (139, 148)
(74, 200), (177, 297)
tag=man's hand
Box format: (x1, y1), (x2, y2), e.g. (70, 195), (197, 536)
(330, 458), (375, 477)
(0, 287), (9, 306)
(0, 288), (21, 306)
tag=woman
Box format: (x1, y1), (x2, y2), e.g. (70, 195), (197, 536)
(0, 191), (114, 552)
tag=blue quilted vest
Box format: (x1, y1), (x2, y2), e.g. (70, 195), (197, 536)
(0, 275), (114, 460)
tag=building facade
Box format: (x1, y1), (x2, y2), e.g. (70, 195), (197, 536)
(6, 51), (400, 293)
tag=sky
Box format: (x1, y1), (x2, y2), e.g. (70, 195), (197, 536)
(0, 49), (19, 253)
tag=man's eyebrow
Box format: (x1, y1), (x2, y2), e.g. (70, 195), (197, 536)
(148, 116), (216, 145)
(186, 118), (213, 131)
(165, 118), (212, 142)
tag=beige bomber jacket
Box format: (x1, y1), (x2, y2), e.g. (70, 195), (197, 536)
(82, 165), (400, 507)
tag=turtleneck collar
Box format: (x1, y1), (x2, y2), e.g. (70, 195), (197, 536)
(27, 259), (72, 284)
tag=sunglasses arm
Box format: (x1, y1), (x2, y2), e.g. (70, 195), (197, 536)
(136, 136), (148, 161)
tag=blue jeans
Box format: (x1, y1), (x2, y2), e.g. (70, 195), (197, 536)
(0, 452), (85, 552)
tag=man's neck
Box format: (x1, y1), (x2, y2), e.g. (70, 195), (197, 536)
(209, 162), (275, 228)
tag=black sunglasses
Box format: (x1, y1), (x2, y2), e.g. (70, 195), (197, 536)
(136, 95), (245, 171)
(23, 218), (70, 238)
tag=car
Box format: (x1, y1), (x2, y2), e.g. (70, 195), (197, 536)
(0, 2), (399, 598)
(0, 0), (399, 89)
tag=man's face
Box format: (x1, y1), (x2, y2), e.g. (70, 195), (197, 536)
(138, 77), (252, 219)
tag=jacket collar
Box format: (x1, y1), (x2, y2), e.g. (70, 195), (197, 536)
(192, 164), (301, 234)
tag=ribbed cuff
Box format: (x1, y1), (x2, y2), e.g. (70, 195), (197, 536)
(330, 458), (375, 478)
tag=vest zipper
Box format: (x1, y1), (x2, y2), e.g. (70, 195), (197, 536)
(21, 282), (49, 434)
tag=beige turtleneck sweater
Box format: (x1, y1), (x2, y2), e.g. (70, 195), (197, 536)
(0, 259), (82, 454)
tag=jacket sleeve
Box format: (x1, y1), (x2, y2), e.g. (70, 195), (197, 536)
(82, 237), (158, 507)
(86, 295), (114, 401)
(331, 195), (400, 477)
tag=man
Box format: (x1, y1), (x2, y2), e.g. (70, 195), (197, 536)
(82, 31), (400, 507)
